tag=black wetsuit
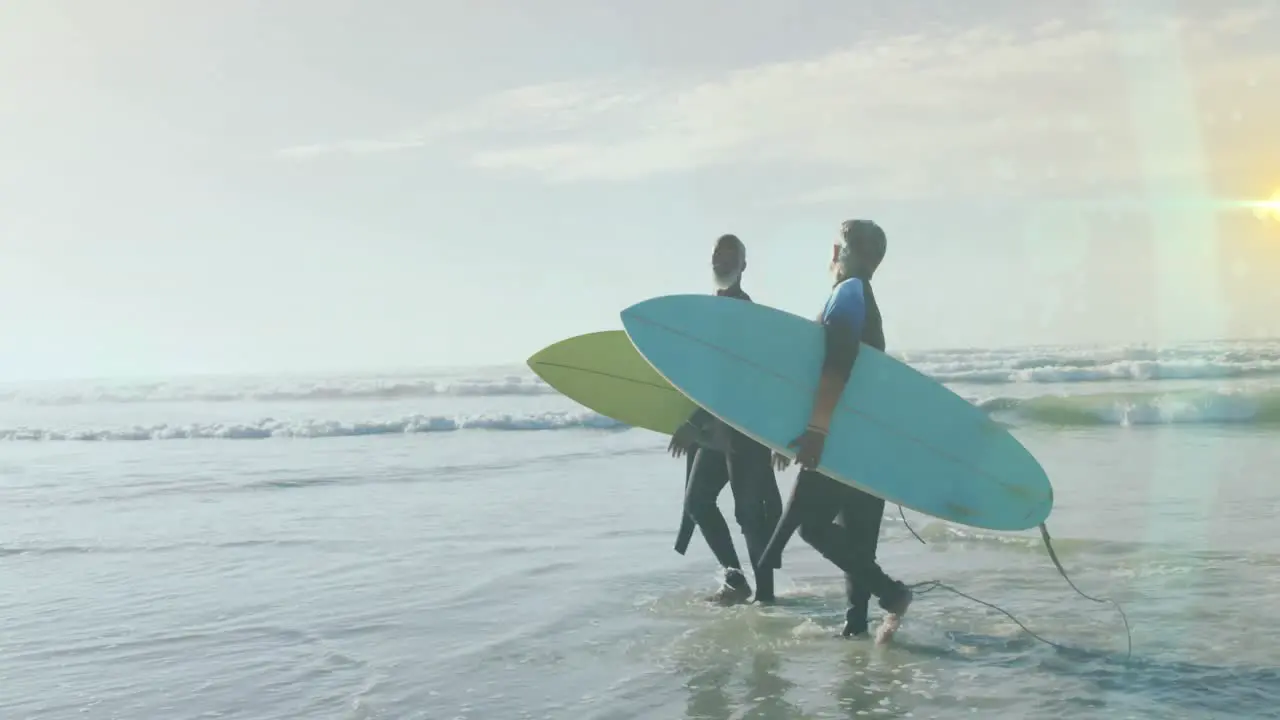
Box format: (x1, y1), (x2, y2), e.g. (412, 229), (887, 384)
(673, 286), (783, 600)
(757, 279), (903, 632)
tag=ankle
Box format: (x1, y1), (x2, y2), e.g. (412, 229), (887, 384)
(879, 581), (911, 614)
(754, 571), (775, 601)
(842, 622), (869, 637)
(725, 568), (750, 588)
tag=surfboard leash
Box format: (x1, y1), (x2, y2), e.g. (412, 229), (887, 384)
(896, 506), (1133, 662)
(1036, 522), (1133, 660)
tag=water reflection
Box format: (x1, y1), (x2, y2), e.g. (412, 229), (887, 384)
(742, 651), (802, 719)
(680, 649), (808, 719)
(834, 648), (904, 719)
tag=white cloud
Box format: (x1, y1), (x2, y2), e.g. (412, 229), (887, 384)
(277, 137), (428, 158)
(279, 7), (1279, 200)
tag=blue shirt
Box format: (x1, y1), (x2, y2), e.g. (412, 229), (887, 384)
(821, 278), (867, 338)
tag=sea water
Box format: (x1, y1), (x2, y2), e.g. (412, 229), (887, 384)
(2, 340), (1279, 719)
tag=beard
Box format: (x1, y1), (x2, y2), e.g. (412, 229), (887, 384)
(713, 268), (741, 290)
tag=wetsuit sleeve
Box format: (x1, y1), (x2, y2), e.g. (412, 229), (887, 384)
(820, 279), (866, 379)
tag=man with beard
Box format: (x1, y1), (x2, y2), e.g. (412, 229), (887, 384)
(670, 233), (784, 605)
(757, 219), (912, 643)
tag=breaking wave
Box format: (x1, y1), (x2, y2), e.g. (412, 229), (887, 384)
(901, 340), (1280, 385)
(0, 411), (624, 441)
(4, 388), (1279, 441)
(0, 376), (557, 405)
(3, 340), (1279, 406)
(978, 387), (1280, 427)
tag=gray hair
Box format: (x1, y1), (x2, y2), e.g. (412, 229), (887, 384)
(715, 233), (746, 261)
(838, 219), (886, 275)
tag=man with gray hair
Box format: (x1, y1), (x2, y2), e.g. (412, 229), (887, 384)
(669, 233), (784, 605)
(757, 219), (912, 643)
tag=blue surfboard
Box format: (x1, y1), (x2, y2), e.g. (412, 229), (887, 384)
(620, 294), (1053, 532)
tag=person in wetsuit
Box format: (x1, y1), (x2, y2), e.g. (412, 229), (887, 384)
(757, 219), (912, 642)
(669, 234), (784, 605)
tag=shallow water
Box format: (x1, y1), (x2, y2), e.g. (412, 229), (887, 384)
(4, 348), (1280, 719)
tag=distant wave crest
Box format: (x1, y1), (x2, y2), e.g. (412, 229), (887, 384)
(979, 387), (1280, 427)
(4, 388), (1279, 441)
(904, 341), (1280, 384)
(0, 411), (624, 442)
(0, 377), (558, 405)
(4, 341), (1279, 406)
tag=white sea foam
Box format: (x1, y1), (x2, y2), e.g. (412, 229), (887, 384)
(4, 340), (1276, 407)
(3, 340), (1278, 440)
(0, 375), (558, 405)
(901, 339), (1280, 384)
(4, 386), (1279, 441)
(975, 387), (1280, 427)
(0, 410), (624, 441)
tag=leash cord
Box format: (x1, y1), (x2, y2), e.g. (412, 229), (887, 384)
(896, 505), (1133, 661)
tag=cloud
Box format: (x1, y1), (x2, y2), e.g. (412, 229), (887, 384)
(276, 78), (656, 159)
(278, 7), (1279, 200)
(277, 137), (428, 158)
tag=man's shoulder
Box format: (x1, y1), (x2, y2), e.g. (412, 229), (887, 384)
(827, 278), (866, 308)
(833, 277), (865, 297)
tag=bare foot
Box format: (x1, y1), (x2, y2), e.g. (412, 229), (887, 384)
(874, 585), (913, 645)
(874, 614), (902, 645)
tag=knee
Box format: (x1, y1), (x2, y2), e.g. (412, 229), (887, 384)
(798, 520), (823, 547)
(684, 490), (717, 522)
(733, 502), (766, 532)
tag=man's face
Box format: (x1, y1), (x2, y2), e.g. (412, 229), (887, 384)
(712, 242), (744, 287)
(830, 243), (847, 280)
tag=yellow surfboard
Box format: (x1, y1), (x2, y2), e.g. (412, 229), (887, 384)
(527, 330), (697, 436)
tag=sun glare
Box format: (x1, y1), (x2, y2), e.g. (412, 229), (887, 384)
(1252, 188), (1280, 222)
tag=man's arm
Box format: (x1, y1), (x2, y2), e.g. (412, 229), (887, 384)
(806, 324), (860, 432)
(805, 280), (866, 433)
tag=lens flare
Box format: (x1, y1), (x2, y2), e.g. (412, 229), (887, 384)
(1250, 189), (1280, 222)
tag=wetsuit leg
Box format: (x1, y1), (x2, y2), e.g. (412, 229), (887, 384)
(758, 462), (783, 570)
(727, 454), (780, 601)
(837, 487), (885, 635)
(757, 467), (837, 570)
(792, 471), (905, 609)
(684, 448), (742, 572)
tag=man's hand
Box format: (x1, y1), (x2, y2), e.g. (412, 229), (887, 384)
(772, 451), (792, 472)
(788, 426), (828, 470)
(668, 422), (699, 458)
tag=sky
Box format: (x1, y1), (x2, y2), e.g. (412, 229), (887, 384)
(1, 0), (1278, 380)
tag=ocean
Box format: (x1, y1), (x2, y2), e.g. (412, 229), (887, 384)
(3, 340), (1280, 720)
